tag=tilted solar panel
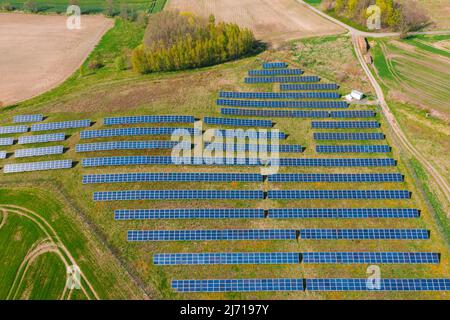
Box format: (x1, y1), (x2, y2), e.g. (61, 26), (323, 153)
(299, 229), (428, 240)
(115, 208), (265, 220)
(330, 111), (376, 118)
(18, 133), (66, 145)
(4, 159), (72, 173)
(267, 173), (403, 183)
(268, 190), (410, 199)
(0, 125), (28, 135)
(220, 91), (340, 99)
(245, 76), (319, 83)
(172, 278), (305, 292)
(13, 114), (44, 123)
(205, 143), (302, 153)
(268, 208), (419, 219)
(314, 132), (385, 140)
(0, 138), (14, 146)
(104, 115), (195, 125)
(263, 62), (288, 69)
(214, 129), (286, 139)
(312, 121), (380, 129)
(317, 145), (391, 153)
(204, 116), (272, 127)
(217, 99), (348, 109)
(31, 119), (90, 132)
(80, 127), (200, 139)
(76, 140), (182, 152)
(280, 84), (339, 91)
(0, 151), (6, 159)
(248, 69), (303, 76)
(221, 108), (330, 118)
(15, 145), (64, 158)
(306, 278), (449, 291)
(302, 252), (439, 264)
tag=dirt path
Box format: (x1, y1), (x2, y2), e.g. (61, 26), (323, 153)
(0, 13), (113, 107)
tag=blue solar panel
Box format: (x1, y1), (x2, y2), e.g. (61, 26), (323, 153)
(314, 133), (385, 140)
(15, 145), (64, 158)
(330, 111), (376, 118)
(83, 172), (263, 184)
(104, 115), (195, 125)
(280, 84), (339, 91)
(220, 91), (340, 99)
(204, 117), (272, 127)
(94, 190), (264, 201)
(268, 173), (403, 183)
(31, 119), (90, 132)
(154, 252), (300, 265)
(249, 69), (303, 76)
(4, 159), (72, 173)
(302, 252), (439, 264)
(18, 133), (66, 145)
(80, 127), (200, 139)
(221, 108), (330, 118)
(214, 129), (286, 139)
(317, 145), (391, 153)
(263, 62), (288, 69)
(0, 125), (28, 135)
(299, 229), (428, 240)
(306, 278), (449, 291)
(217, 99), (348, 109)
(268, 208), (419, 219)
(76, 140), (182, 152)
(269, 190), (410, 199)
(13, 114), (44, 123)
(128, 229), (297, 241)
(245, 76), (319, 83)
(0, 151), (6, 159)
(172, 278), (304, 292)
(115, 209), (265, 220)
(0, 138), (14, 146)
(312, 121), (380, 129)
(205, 143), (302, 153)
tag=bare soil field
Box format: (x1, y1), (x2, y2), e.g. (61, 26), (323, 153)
(166, 0), (344, 46)
(417, 0), (450, 30)
(0, 13), (113, 107)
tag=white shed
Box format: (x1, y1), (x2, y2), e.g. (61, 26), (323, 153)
(351, 90), (364, 100)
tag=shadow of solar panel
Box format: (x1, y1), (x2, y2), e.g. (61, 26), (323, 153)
(15, 145), (64, 158)
(18, 133), (66, 145)
(302, 252), (439, 264)
(330, 111), (375, 118)
(80, 127), (200, 139)
(115, 209), (265, 220)
(306, 278), (449, 291)
(268, 208), (419, 219)
(220, 91), (340, 99)
(104, 115), (195, 125)
(4, 159), (72, 173)
(317, 145), (391, 153)
(214, 129), (286, 139)
(245, 76), (320, 83)
(172, 278), (304, 292)
(280, 84), (339, 91)
(268, 173), (403, 183)
(205, 143), (302, 153)
(154, 252), (300, 265)
(83, 172), (263, 184)
(268, 190), (410, 199)
(263, 62), (288, 69)
(31, 119), (90, 132)
(204, 117), (272, 127)
(0, 125), (28, 135)
(0, 138), (14, 146)
(217, 99), (348, 109)
(314, 133), (385, 140)
(221, 108), (330, 118)
(0, 151), (6, 159)
(13, 114), (44, 123)
(312, 121), (380, 129)
(299, 229), (428, 240)
(128, 229), (297, 241)
(249, 69), (303, 76)
(76, 140), (182, 152)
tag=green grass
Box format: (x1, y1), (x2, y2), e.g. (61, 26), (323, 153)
(304, 0), (322, 5)
(403, 36), (450, 59)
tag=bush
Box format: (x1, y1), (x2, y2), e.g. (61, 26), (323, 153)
(0, 3), (15, 11)
(88, 57), (104, 70)
(24, 0), (38, 13)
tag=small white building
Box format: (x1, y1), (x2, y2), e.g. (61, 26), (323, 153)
(351, 90), (365, 100)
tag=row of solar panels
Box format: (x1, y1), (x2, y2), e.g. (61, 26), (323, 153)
(219, 91), (340, 99)
(93, 189), (410, 201)
(172, 278), (449, 292)
(127, 229), (427, 241)
(0, 120), (90, 134)
(83, 173), (403, 184)
(312, 121), (380, 129)
(114, 208), (419, 220)
(221, 108), (375, 118)
(0, 125), (28, 135)
(248, 69), (303, 76)
(281, 84), (339, 91)
(205, 143), (303, 153)
(245, 76), (320, 83)
(13, 114), (44, 123)
(314, 133), (385, 140)
(204, 116), (272, 127)
(82, 156), (396, 167)
(262, 62), (287, 69)
(154, 252), (439, 265)
(217, 99), (348, 109)
(104, 115), (195, 125)
(317, 145), (391, 153)
(3, 159), (72, 173)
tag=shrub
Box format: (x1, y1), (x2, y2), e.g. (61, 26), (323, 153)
(0, 3), (15, 11)
(88, 57), (104, 70)
(24, 0), (38, 13)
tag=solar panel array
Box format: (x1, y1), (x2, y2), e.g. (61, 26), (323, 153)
(127, 229), (297, 241)
(172, 278), (305, 292)
(248, 69), (303, 76)
(0, 125), (28, 135)
(281, 84), (339, 91)
(330, 111), (376, 118)
(204, 116), (272, 127)
(312, 121), (380, 129)
(268, 190), (410, 199)
(18, 133), (65, 145)
(221, 108), (375, 118)
(220, 91), (340, 99)
(245, 76), (319, 83)
(3, 159), (72, 173)
(76, 140), (182, 152)
(263, 62), (287, 69)
(0, 151), (6, 159)
(15, 145), (64, 158)
(80, 127), (200, 139)
(314, 133), (385, 140)
(94, 190), (264, 201)
(302, 252), (439, 264)
(0, 138), (14, 146)
(299, 229), (428, 240)
(13, 114), (44, 123)
(155, 252), (300, 265)
(115, 209), (265, 220)
(268, 208), (419, 219)
(267, 173), (403, 183)
(83, 172), (263, 184)
(317, 145), (391, 153)
(214, 129), (286, 139)
(205, 143), (303, 153)
(31, 119), (90, 132)
(217, 99), (348, 109)
(306, 278), (449, 291)
(104, 115), (195, 125)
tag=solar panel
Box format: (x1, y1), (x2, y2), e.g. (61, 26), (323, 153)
(299, 229), (428, 240)
(330, 111), (376, 118)
(268, 173), (403, 183)
(104, 115), (195, 125)
(0, 138), (14, 146)
(317, 145), (391, 153)
(217, 99), (348, 109)
(31, 119), (90, 132)
(312, 121), (380, 129)
(221, 108), (330, 118)
(220, 91), (340, 99)
(280, 84), (339, 91)
(245, 76), (320, 83)
(269, 190), (410, 199)
(76, 140), (183, 152)
(13, 114), (44, 123)
(0, 125), (28, 135)
(115, 209), (265, 220)
(302, 252), (439, 264)
(214, 129), (286, 139)
(15, 145), (64, 158)
(263, 62), (288, 69)
(172, 278), (305, 292)
(4, 159), (72, 173)
(94, 190), (264, 201)
(154, 252), (300, 265)
(204, 117), (272, 127)
(127, 229), (297, 241)
(18, 133), (66, 145)
(0, 151), (6, 159)
(80, 127), (200, 139)
(268, 208), (419, 219)
(306, 278), (449, 291)
(249, 69), (303, 76)
(83, 172), (263, 184)
(314, 133), (385, 140)
(205, 143), (302, 153)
